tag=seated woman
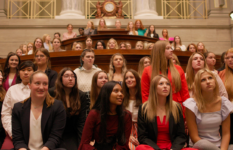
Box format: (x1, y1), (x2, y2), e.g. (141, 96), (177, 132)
(145, 43), (154, 50)
(137, 75), (189, 150)
(95, 40), (106, 49)
(16, 48), (23, 56)
(33, 37), (44, 53)
(184, 69), (233, 150)
(43, 34), (53, 52)
(126, 42), (132, 49)
(122, 69), (142, 150)
(97, 19), (107, 30)
(127, 21), (138, 35)
(107, 38), (118, 49)
(197, 42), (207, 53)
(145, 25), (159, 39)
(85, 36), (94, 50)
(108, 53), (127, 84)
(27, 42), (34, 55)
(19, 44), (28, 55)
(0, 70), (6, 148)
(159, 29), (174, 42)
(84, 21), (97, 35)
(187, 43), (197, 53)
(72, 42), (83, 51)
(1, 61), (35, 149)
(119, 42), (127, 49)
(135, 20), (146, 36)
(205, 52), (217, 74)
(34, 48), (58, 89)
(172, 35), (186, 51)
(135, 41), (144, 49)
(12, 71), (66, 150)
(52, 38), (65, 52)
(78, 81), (132, 150)
(53, 68), (87, 149)
(138, 56), (151, 78)
(172, 53), (181, 66)
(62, 24), (77, 41)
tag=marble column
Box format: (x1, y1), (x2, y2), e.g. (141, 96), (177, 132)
(55, 0), (85, 19)
(0, 0), (6, 18)
(134, 0), (163, 19)
(207, 0), (231, 18)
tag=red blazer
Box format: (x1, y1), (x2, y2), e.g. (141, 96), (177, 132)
(3, 74), (17, 92)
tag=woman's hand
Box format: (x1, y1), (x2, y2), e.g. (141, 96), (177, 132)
(129, 135), (139, 146)
(41, 146), (49, 150)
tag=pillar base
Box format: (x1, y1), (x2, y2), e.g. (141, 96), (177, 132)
(134, 10), (163, 19)
(55, 10), (85, 19)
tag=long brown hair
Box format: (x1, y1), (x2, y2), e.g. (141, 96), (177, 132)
(142, 75), (181, 123)
(122, 69), (142, 108)
(0, 70), (6, 102)
(33, 37), (44, 53)
(150, 40), (181, 93)
(224, 48), (233, 101)
(55, 67), (81, 115)
(34, 48), (51, 69)
(138, 56), (150, 78)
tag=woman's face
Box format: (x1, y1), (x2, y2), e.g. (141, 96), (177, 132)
(82, 52), (94, 67)
(162, 30), (168, 37)
(226, 52), (233, 69)
(96, 42), (104, 49)
(28, 44), (33, 51)
(16, 49), (22, 56)
(197, 43), (204, 51)
(86, 38), (93, 47)
(192, 54), (205, 71)
(35, 51), (48, 66)
(52, 39), (61, 49)
(67, 25), (73, 32)
(189, 45), (196, 53)
(100, 20), (105, 27)
(157, 77), (170, 98)
(75, 44), (82, 50)
(8, 55), (19, 69)
(19, 67), (34, 84)
(129, 22), (133, 29)
(136, 43), (143, 49)
(62, 70), (75, 88)
(113, 55), (123, 68)
(35, 39), (42, 49)
(200, 72), (216, 92)
(0, 72), (3, 85)
(126, 44), (131, 49)
(23, 45), (27, 52)
(87, 21), (92, 28)
(206, 53), (216, 67)
(148, 44), (154, 50)
(136, 21), (141, 29)
(97, 72), (108, 89)
(46, 35), (51, 41)
(29, 73), (48, 99)
(143, 58), (151, 68)
(109, 84), (124, 106)
(165, 44), (173, 59)
(125, 71), (136, 89)
(120, 44), (126, 49)
(109, 40), (116, 49)
(175, 36), (180, 44)
(150, 25), (154, 32)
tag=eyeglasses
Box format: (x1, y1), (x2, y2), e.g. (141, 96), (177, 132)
(63, 75), (75, 79)
(35, 55), (45, 58)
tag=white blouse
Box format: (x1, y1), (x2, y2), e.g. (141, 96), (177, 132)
(126, 100), (139, 122)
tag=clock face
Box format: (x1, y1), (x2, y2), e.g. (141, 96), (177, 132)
(105, 3), (114, 12)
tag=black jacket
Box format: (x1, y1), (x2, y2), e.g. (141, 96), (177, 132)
(45, 69), (58, 89)
(138, 104), (186, 150)
(12, 98), (66, 150)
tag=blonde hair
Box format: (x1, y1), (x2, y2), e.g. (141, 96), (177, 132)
(193, 69), (219, 112)
(108, 53), (127, 81)
(97, 19), (107, 30)
(197, 42), (207, 53)
(142, 75), (181, 123)
(107, 38), (118, 49)
(86, 21), (95, 30)
(146, 43), (154, 49)
(138, 56), (150, 78)
(186, 52), (208, 91)
(162, 29), (169, 40)
(72, 42), (83, 50)
(151, 41), (181, 93)
(127, 21), (137, 35)
(135, 41), (144, 49)
(42, 34), (53, 51)
(172, 54), (180, 66)
(224, 48), (233, 101)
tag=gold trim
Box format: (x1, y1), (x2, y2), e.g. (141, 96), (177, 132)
(103, 2), (115, 13)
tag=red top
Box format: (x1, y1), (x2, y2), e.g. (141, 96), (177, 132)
(157, 116), (172, 149)
(78, 110), (132, 150)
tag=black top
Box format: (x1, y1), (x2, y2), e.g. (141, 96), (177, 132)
(147, 33), (159, 39)
(138, 104), (186, 150)
(0, 101), (6, 148)
(12, 98), (66, 150)
(45, 69), (58, 89)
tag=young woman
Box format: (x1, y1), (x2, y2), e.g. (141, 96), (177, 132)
(135, 20), (146, 36)
(97, 19), (107, 30)
(184, 69), (233, 150)
(16, 48), (23, 56)
(1, 61), (35, 149)
(53, 67), (87, 149)
(27, 42), (34, 55)
(119, 42), (127, 49)
(187, 43), (197, 52)
(107, 38), (118, 49)
(52, 38), (65, 52)
(108, 53), (127, 84)
(135, 41), (144, 49)
(172, 53), (181, 66)
(78, 81), (132, 150)
(43, 34), (53, 52)
(20, 44), (28, 55)
(186, 52), (227, 98)
(3, 53), (21, 91)
(141, 41), (189, 116)
(122, 69), (142, 150)
(85, 36), (94, 50)
(84, 21), (97, 35)
(160, 29), (169, 41)
(145, 25), (159, 39)
(172, 35), (186, 51)
(127, 21), (138, 35)
(12, 71), (66, 150)
(95, 40), (106, 49)
(146, 43), (154, 50)
(126, 42), (132, 49)
(205, 52), (217, 74)
(90, 71), (108, 109)
(33, 37), (44, 53)
(138, 56), (151, 78)
(72, 42), (83, 51)
(197, 42), (207, 53)
(62, 24), (77, 41)
(34, 48), (58, 89)
(137, 75), (188, 150)
(0, 70), (6, 148)
(218, 51), (227, 72)
(74, 49), (101, 92)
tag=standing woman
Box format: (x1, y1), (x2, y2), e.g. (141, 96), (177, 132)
(127, 21), (138, 35)
(0, 70), (6, 148)
(145, 25), (159, 39)
(122, 69), (142, 150)
(54, 68), (87, 149)
(184, 69), (233, 150)
(33, 37), (44, 53)
(3, 53), (21, 91)
(137, 75), (188, 150)
(138, 56), (151, 78)
(12, 71), (66, 150)
(78, 81), (132, 150)
(85, 36), (94, 50)
(135, 20), (147, 36)
(52, 38), (65, 52)
(108, 53), (127, 85)
(62, 24), (77, 41)
(43, 34), (53, 52)
(74, 49), (101, 92)
(205, 52), (217, 74)
(34, 48), (58, 89)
